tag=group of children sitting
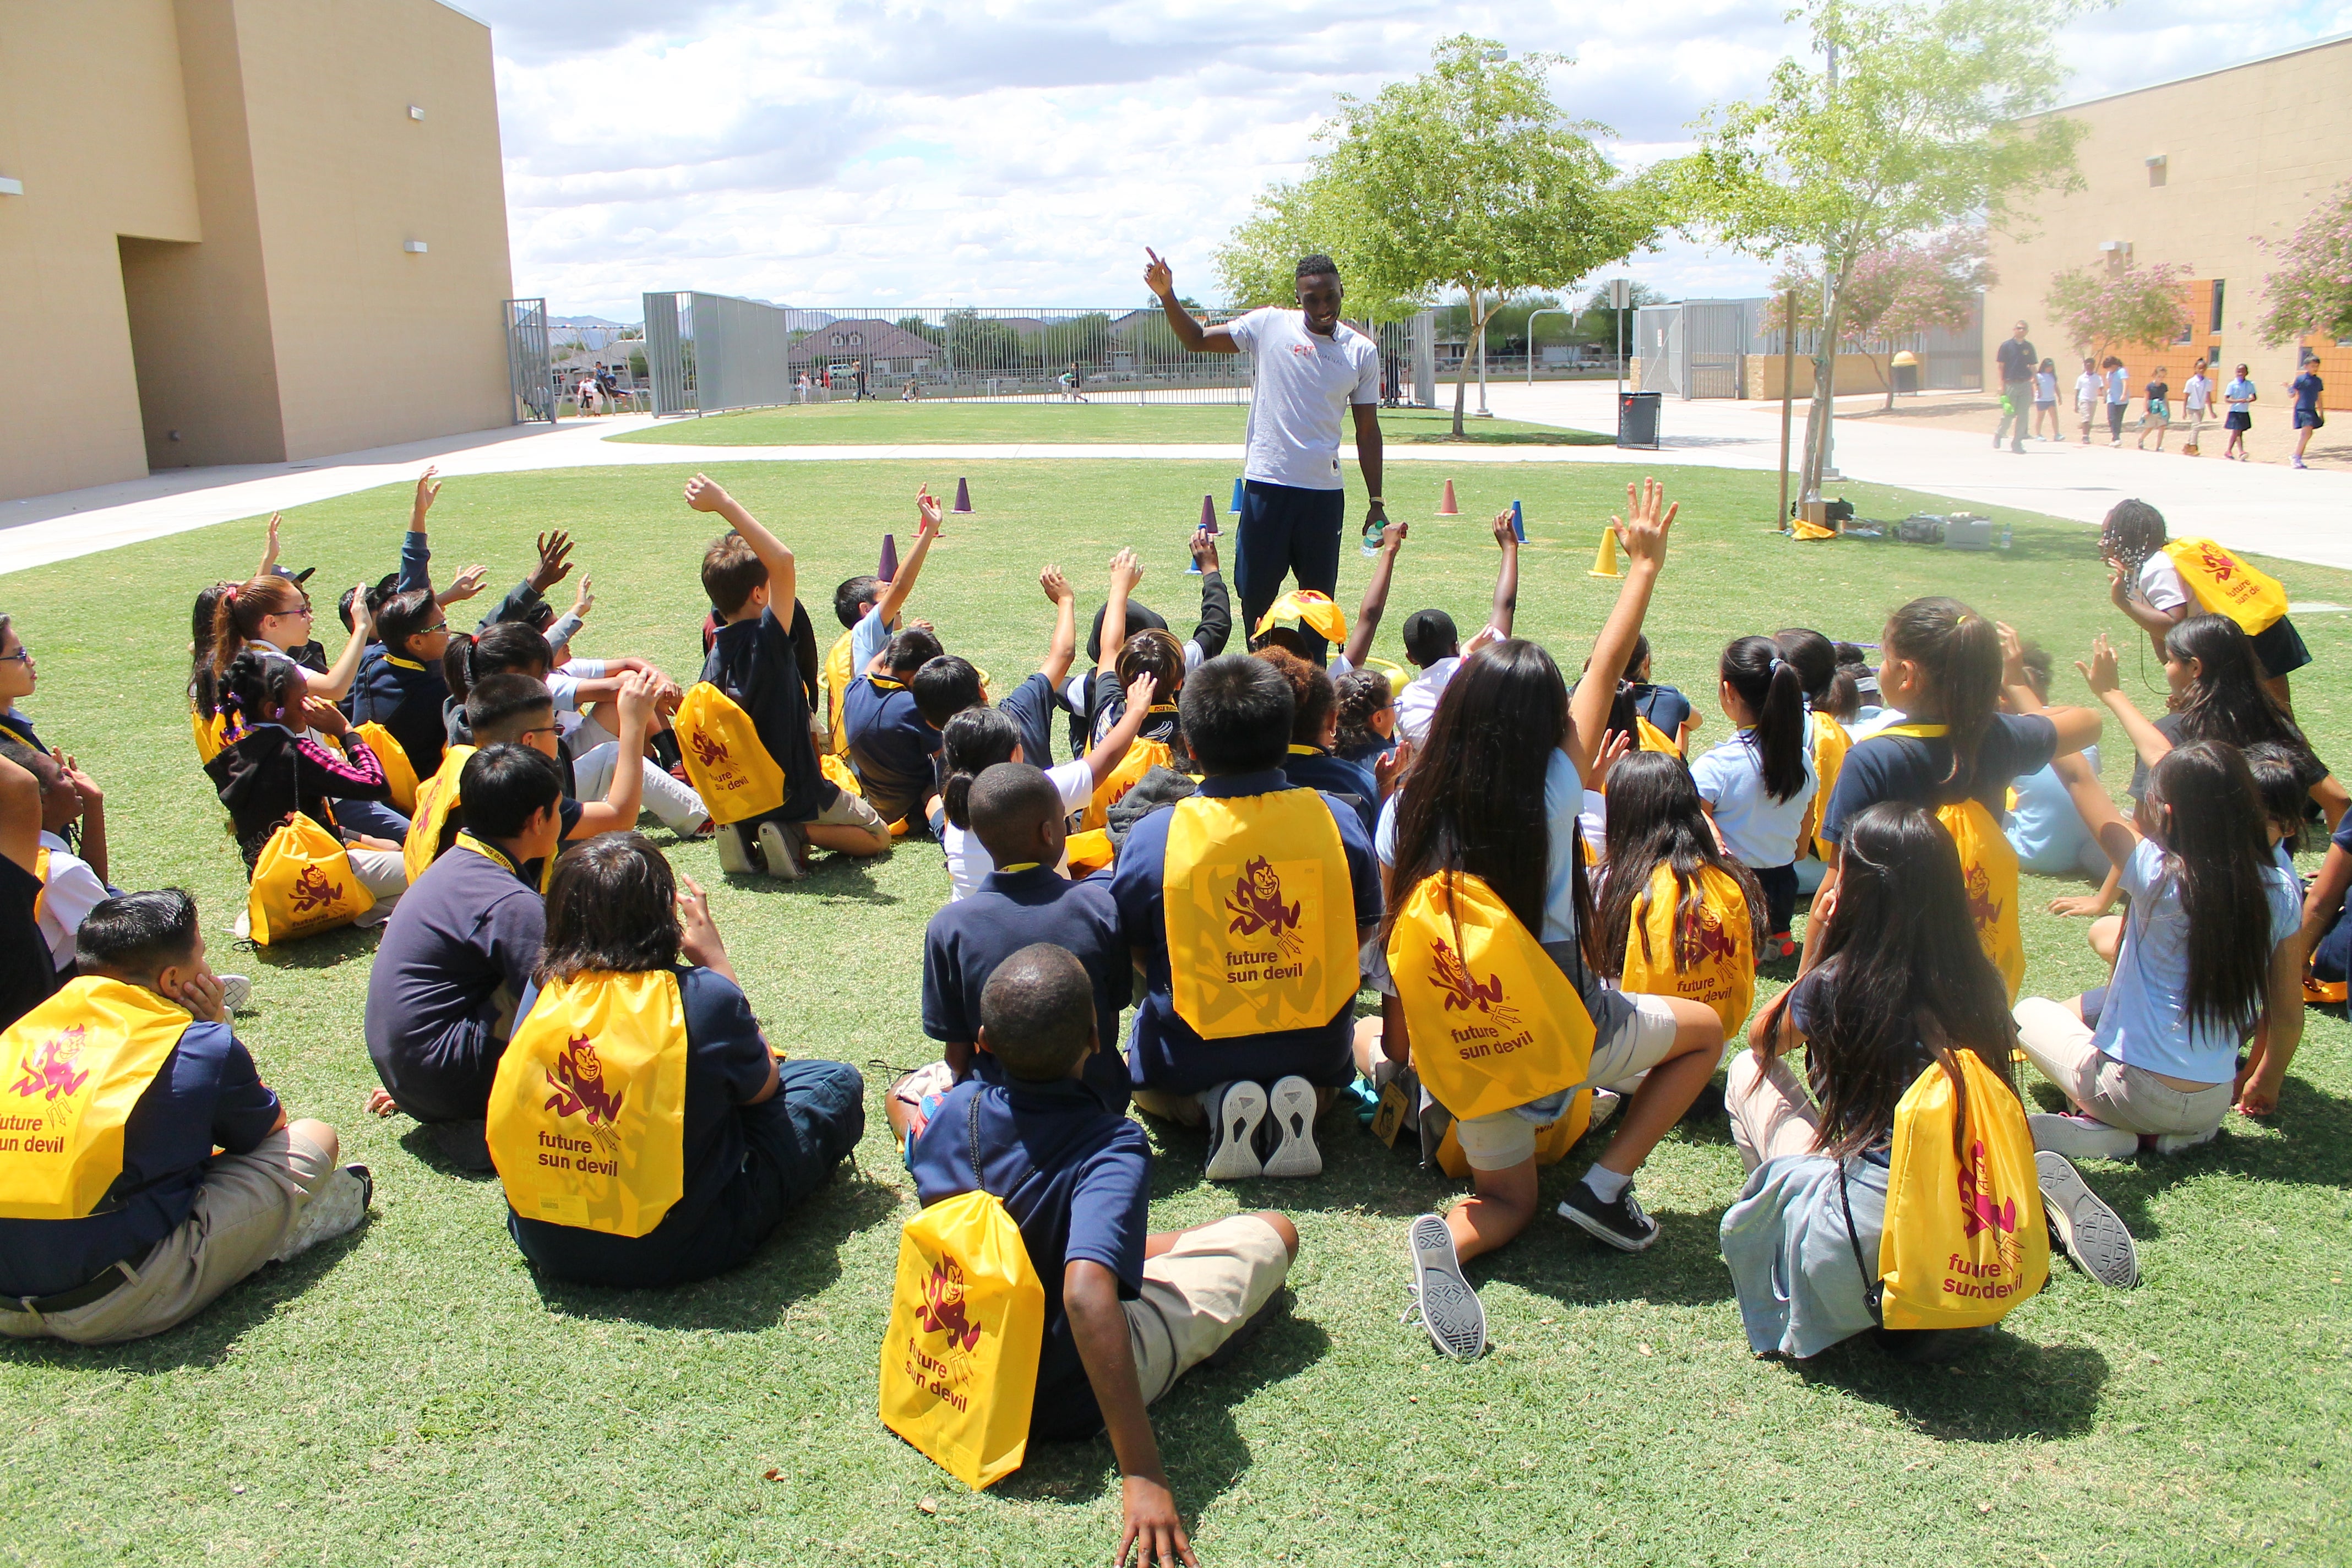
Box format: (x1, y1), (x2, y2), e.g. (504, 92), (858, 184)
(0, 465), (2343, 1561)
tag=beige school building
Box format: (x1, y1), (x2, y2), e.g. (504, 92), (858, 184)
(0, 0), (517, 505)
(1986, 32), (2352, 441)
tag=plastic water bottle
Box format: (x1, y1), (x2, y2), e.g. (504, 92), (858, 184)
(1999, 520), (2013, 552)
(1362, 516), (1386, 558)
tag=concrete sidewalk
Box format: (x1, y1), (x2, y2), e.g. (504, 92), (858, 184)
(4, 385), (2346, 575)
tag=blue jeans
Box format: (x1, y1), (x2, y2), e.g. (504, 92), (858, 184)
(1235, 481), (1345, 663)
(2314, 908), (2351, 986)
(336, 797), (412, 843)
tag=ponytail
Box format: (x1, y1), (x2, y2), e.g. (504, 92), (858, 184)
(1722, 635), (1808, 802)
(1884, 597), (2002, 785)
(451, 620), (552, 705)
(218, 647), (303, 736)
(205, 575), (307, 699)
(443, 631), (479, 704)
(939, 707), (1019, 831)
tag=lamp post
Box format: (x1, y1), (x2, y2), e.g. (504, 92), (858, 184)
(1471, 47), (1506, 420)
(1525, 306), (1570, 383)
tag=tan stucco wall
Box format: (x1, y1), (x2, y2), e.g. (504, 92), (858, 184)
(1986, 37), (2352, 440)
(0, 0), (514, 503)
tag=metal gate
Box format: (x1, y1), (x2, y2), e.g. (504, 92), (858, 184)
(504, 298), (555, 423)
(1684, 300), (1757, 400)
(643, 292), (695, 416)
(1637, 306), (1682, 399)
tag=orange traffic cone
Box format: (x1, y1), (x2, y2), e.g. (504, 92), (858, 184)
(1588, 527), (1620, 578)
(1436, 480), (1460, 516)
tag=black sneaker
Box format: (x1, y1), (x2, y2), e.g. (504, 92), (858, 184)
(1557, 1178), (1660, 1253)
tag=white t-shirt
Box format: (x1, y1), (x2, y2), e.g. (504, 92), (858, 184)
(2073, 372), (2101, 411)
(1394, 656), (1463, 745)
(2184, 373), (2212, 413)
(940, 757), (1094, 902)
(2034, 371), (2057, 403)
(2136, 553), (2191, 615)
(1227, 308), (1380, 492)
(34, 830), (107, 971)
(1691, 729), (1820, 869)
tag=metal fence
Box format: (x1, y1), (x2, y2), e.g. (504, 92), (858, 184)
(1634, 295), (1985, 399)
(504, 298), (556, 423)
(634, 294), (1441, 416)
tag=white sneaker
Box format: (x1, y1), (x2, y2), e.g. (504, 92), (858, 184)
(233, 908), (252, 941)
(2154, 1125), (2220, 1157)
(271, 1164), (372, 1263)
(714, 822), (757, 875)
(1261, 1075), (1322, 1178)
(1404, 1213), (1485, 1360)
(2029, 1112), (2137, 1162)
(218, 974), (252, 1014)
(1202, 1080), (1268, 1181)
(756, 820), (806, 881)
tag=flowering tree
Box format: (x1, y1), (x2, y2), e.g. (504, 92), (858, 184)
(2258, 178), (2352, 346)
(2044, 261), (2192, 357)
(1767, 229), (1994, 407)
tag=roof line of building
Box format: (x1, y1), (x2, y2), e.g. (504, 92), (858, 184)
(2044, 26), (2350, 115)
(429, 0), (490, 28)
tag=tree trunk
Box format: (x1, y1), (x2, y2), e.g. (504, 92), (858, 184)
(1800, 268), (1854, 497)
(1451, 283), (1484, 438)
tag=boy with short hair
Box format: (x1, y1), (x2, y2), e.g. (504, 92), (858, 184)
(408, 671), (655, 874)
(0, 890), (366, 1344)
(1110, 655), (1380, 1180)
(825, 489), (943, 752)
(365, 743), (567, 1169)
(1393, 512), (1519, 743)
(687, 474), (891, 878)
(907, 943), (1297, 1566)
(844, 627), (949, 830)
(889, 764), (1133, 1141)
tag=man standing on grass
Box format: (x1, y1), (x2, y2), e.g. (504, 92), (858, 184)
(1994, 320), (2037, 454)
(1144, 247), (1384, 665)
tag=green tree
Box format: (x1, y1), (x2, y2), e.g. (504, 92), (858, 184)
(1663, 0), (2087, 493)
(1218, 35), (1656, 434)
(1770, 228), (1994, 407)
(2257, 178), (2352, 347)
(2045, 260), (2191, 357)
(1576, 281), (1667, 355)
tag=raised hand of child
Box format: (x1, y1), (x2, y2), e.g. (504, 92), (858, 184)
(1142, 247), (1174, 301)
(1589, 726), (1634, 790)
(916, 486), (944, 536)
(411, 466), (442, 527)
(1109, 547), (1142, 594)
(615, 668), (657, 734)
(1373, 739), (1413, 798)
(2074, 633), (2121, 696)
(1996, 620), (2028, 686)
(1189, 529), (1221, 573)
(682, 473), (733, 514)
(2106, 561), (2135, 610)
(304, 696), (351, 737)
(1611, 477), (1678, 569)
(444, 564), (489, 603)
(349, 582), (376, 640)
(1039, 564), (1072, 604)
(1124, 671), (1159, 714)
(171, 967), (228, 1025)
(1378, 517), (1409, 554)
(529, 530), (575, 592)
(260, 513), (283, 575)
(675, 875), (728, 970)
(1491, 509), (1516, 548)
(570, 575), (595, 620)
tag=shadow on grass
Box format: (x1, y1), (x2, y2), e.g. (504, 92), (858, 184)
(0, 1221), (374, 1374)
(242, 922), (379, 971)
(1788, 1332), (2110, 1440)
(396, 1122), (500, 1182)
(995, 1302), (1333, 1510)
(525, 1167), (901, 1332)
(720, 856), (902, 905)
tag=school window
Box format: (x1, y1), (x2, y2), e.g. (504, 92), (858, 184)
(2209, 282), (2225, 334)
(2146, 155), (2166, 188)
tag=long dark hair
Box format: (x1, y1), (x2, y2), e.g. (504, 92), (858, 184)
(1759, 802), (2019, 1159)
(1595, 752), (1766, 979)
(191, 582), (234, 714)
(538, 834), (682, 982)
(1883, 596), (2002, 785)
(2145, 741), (2278, 1035)
(1381, 639), (1597, 970)
(2242, 741), (2308, 855)
(939, 707), (1019, 830)
(2165, 614), (2320, 770)
(1721, 634), (1808, 802)
(444, 620), (552, 705)
(1773, 625), (1857, 716)
(217, 647), (306, 737)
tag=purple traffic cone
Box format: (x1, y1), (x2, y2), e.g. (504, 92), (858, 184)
(878, 532), (899, 583)
(1199, 494), (1218, 535)
(952, 476), (973, 514)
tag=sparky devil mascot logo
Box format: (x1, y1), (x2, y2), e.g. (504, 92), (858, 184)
(1225, 856), (1305, 957)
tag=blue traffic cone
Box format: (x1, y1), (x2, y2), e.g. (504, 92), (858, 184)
(1510, 499), (1526, 542)
(1228, 476), (1245, 515)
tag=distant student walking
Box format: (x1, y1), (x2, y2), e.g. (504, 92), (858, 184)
(1993, 322), (2036, 454)
(2222, 363), (2257, 461)
(2289, 358), (2324, 469)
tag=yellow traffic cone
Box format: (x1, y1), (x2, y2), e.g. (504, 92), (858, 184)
(1588, 527), (1620, 578)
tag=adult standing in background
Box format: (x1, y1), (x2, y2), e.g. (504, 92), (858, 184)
(1143, 247), (1384, 666)
(1993, 320), (2037, 454)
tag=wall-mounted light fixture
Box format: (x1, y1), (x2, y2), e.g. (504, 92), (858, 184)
(0, 177), (22, 197)
(2145, 154), (2167, 188)
(408, 105), (425, 121)
(404, 239), (429, 253)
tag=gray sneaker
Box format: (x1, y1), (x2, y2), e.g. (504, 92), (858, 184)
(2036, 1151), (2138, 1288)
(218, 974), (253, 1014)
(1404, 1213), (1485, 1359)
(756, 820), (807, 881)
(272, 1164), (372, 1263)
(714, 821), (758, 875)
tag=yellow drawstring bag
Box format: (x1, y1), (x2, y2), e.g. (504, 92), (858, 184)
(1616, 862), (1755, 1034)
(0, 977), (190, 1220)
(2161, 538), (2288, 636)
(1063, 829), (1115, 876)
(1634, 713), (1681, 756)
(1253, 590), (1349, 646)
(879, 1096), (1045, 1490)
(404, 744), (475, 884)
(349, 722), (420, 814)
(1359, 656), (1410, 698)
(1880, 726), (2026, 1002)
(1385, 870), (1594, 1121)
(486, 970), (689, 1237)
(191, 708), (230, 765)
(1080, 729), (1174, 831)
(249, 813), (374, 944)
(820, 752), (864, 797)
(1163, 790), (1354, 1039)
(1839, 1047), (2048, 1331)
(676, 682), (787, 826)
(823, 628), (856, 755)
(1803, 711), (1852, 861)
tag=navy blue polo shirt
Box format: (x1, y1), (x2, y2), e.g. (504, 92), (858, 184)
(0, 1005), (280, 1299)
(506, 964), (776, 1287)
(908, 1074), (1149, 1441)
(843, 673), (941, 819)
(350, 646), (450, 782)
(1282, 745), (1379, 839)
(1820, 712), (2057, 844)
(1630, 682), (1692, 737)
(364, 840), (545, 1122)
(1110, 767), (1380, 1095)
(921, 865), (1131, 1111)
(999, 671), (1059, 770)
(702, 603), (832, 824)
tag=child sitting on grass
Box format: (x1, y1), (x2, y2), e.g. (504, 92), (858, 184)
(687, 474), (891, 878)
(1393, 511), (1521, 744)
(1691, 635), (1817, 958)
(907, 943), (1296, 1567)
(889, 764), (1137, 1140)
(1110, 655), (1381, 1180)
(826, 488), (942, 754)
(1332, 667), (1399, 772)
(1073, 536), (1231, 756)
(1597, 750), (1763, 1034)
(1623, 633), (1697, 753)
(2003, 643), (2110, 886)
(846, 628), (950, 830)
(0, 890), (369, 1345)
(1256, 647), (1381, 837)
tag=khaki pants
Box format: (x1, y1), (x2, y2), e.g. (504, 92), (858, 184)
(1725, 1050), (1825, 1173)
(346, 845), (408, 928)
(2013, 997), (2231, 1138)
(1124, 1215), (1291, 1405)
(0, 1123), (337, 1344)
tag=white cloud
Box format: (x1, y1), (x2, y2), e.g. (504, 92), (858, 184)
(471, 0), (2352, 318)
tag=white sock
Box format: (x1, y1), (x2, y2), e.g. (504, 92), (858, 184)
(1581, 1164), (1631, 1204)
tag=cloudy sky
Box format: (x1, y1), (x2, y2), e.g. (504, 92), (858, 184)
(464, 0), (2352, 319)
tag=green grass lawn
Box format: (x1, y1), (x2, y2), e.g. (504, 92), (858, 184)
(604, 399), (1610, 447)
(3, 456), (2348, 1566)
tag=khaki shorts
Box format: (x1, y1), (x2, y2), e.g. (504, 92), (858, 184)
(1450, 992), (1681, 1172)
(1124, 1215), (1291, 1404)
(0, 1123), (337, 1345)
(2013, 997), (2231, 1137)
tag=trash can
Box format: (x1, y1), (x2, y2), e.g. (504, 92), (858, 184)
(1891, 350), (1920, 396)
(1618, 391), (1662, 450)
